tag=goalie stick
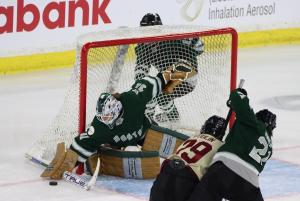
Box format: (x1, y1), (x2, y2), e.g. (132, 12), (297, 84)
(26, 153), (100, 191)
(86, 157), (100, 190)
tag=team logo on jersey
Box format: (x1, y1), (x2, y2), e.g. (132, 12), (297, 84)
(87, 126), (95, 136)
(115, 117), (124, 126)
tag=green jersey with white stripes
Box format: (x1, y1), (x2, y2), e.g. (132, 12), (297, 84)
(212, 90), (273, 187)
(71, 76), (162, 162)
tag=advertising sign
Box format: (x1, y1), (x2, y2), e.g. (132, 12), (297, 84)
(1, 0), (300, 56)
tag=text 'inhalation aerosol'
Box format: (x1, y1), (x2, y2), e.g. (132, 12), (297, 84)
(209, 3), (275, 20)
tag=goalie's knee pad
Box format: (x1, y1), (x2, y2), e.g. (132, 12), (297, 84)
(87, 148), (160, 179)
(142, 125), (189, 158)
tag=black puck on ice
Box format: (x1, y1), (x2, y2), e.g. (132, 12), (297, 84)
(49, 181), (58, 186)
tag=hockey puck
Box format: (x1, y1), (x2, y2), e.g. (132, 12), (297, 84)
(49, 181), (58, 186)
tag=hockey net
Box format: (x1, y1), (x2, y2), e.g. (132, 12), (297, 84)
(26, 25), (237, 164)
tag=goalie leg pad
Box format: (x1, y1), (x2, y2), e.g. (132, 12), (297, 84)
(40, 142), (66, 178)
(87, 149), (160, 179)
(142, 125), (189, 158)
(50, 149), (78, 180)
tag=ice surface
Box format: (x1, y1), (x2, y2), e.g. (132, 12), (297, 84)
(0, 45), (300, 201)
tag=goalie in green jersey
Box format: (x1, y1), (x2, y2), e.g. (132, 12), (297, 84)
(186, 88), (277, 201)
(40, 60), (196, 180)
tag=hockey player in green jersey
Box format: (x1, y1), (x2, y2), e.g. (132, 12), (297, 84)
(40, 60), (196, 180)
(135, 13), (204, 123)
(150, 115), (226, 201)
(186, 88), (277, 201)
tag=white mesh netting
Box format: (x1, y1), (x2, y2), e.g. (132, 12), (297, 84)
(26, 25), (237, 163)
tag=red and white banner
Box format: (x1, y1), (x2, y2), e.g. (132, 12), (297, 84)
(1, 0), (300, 56)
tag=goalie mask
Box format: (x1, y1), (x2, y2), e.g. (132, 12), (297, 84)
(200, 115), (226, 140)
(256, 109), (276, 136)
(96, 93), (123, 129)
(140, 13), (162, 26)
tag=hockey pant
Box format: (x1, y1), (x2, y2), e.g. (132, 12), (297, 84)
(149, 159), (198, 201)
(186, 162), (264, 201)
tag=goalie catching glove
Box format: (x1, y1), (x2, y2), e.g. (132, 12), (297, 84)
(162, 59), (197, 94)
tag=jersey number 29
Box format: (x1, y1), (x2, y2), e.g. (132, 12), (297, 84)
(176, 139), (212, 164)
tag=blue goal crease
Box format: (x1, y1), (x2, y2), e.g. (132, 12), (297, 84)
(92, 159), (300, 199)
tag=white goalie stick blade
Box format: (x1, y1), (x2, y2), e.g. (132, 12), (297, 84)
(26, 153), (100, 191)
(63, 157), (100, 191)
(86, 157), (100, 190)
(63, 171), (90, 190)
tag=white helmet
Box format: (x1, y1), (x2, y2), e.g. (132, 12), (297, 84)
(96, 93), (123, 129)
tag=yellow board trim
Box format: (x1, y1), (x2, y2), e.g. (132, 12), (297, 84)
(0, 50), (76, 74)
(239, 28), (300, 48)
(1, 28), (300, 75)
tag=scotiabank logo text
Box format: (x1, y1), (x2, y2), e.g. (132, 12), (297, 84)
(0, 0), (111, 34)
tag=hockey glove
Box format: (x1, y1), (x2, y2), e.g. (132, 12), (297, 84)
(226, 99), (232, 108)
(227, 88), (247, 108)
(236, 88), (247, 96)
(162, 60), (197, 94)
